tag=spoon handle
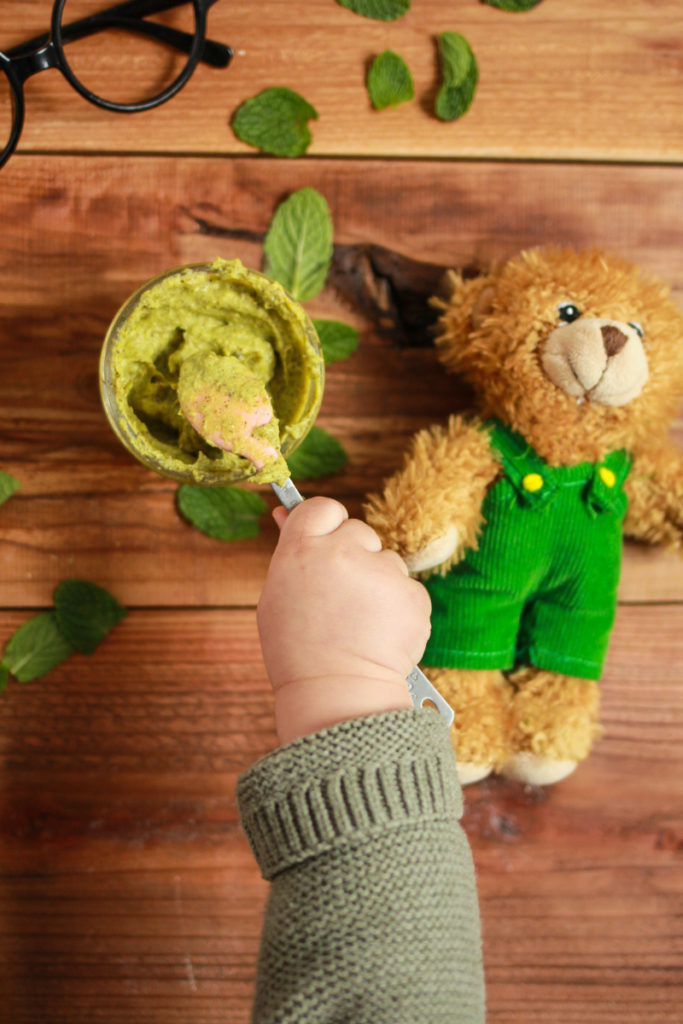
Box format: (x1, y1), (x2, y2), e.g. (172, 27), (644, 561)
(269, 480), (455, 728)
(270, 478), (304, 511)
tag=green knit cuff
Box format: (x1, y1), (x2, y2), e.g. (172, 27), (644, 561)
(237, 708), (462, 881)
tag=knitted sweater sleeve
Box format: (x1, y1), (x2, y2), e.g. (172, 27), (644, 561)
(237, 708), (485, 1024)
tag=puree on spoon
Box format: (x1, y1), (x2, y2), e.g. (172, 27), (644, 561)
(101, 259), (324, 486)
(177, 351), (288, 480)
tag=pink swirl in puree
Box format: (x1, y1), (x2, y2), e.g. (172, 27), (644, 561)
(178, 353), (287, 477)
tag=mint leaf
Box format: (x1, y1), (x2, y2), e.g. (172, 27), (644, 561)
(177, 485), (268, 541)
(367, 51), (414, 110)
(336, 0), (410, 20)
(312, 320), (360, 364)
(286, 427), (348, 480)
(232, 87), (318, 157)
(482, 0), (544, 10)
(1, 612), (75, 684)
(264, 188), (334, 301)
(54, 579), (128, 656)
(0, 581), (127, 690)
(435, 32), (478, 122)
(0, 471), (20, 507)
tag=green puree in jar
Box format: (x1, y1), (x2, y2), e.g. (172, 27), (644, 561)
(109, 259), (323, 485)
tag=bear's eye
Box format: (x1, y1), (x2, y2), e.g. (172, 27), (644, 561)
(557, 302), (582, 324)
(628, 321), (644, 339)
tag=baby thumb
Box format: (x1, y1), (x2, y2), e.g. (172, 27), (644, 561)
(275, 496), (349, 540)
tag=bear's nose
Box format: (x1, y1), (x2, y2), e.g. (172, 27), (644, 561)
(601, 324), (628, 356)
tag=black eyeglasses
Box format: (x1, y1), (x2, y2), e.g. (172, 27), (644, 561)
(0, 0), (233, 169)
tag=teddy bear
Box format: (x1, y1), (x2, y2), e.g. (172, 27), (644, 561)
(365, 247), (683, 786)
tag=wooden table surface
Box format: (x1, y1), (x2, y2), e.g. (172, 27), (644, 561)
(1, 2), (682, 1021)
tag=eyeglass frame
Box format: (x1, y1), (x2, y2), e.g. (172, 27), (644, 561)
(0, 0), (233, 169)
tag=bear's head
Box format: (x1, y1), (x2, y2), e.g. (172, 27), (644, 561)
(435, 248), (683, 464)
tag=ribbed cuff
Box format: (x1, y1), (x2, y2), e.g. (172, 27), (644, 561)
(237, 708), (462, 881)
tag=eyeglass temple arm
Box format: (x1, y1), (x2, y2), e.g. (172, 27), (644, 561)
(5, 0), (230, 70)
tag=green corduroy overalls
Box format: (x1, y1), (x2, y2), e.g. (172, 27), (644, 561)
(422, 421), (632, 681)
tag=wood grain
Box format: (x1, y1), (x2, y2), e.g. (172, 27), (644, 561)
(0, 605), (680, 1023)
(2, 0), (682, 162)
(0, 156), (681, 606)
(1, 3), (682, 1016)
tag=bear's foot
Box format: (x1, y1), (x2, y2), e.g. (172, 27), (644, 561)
(501, 752), (578, 786)
(504, 667), (602, 783)
(455, 761), (496, 785)
(422, 667), (513, 785)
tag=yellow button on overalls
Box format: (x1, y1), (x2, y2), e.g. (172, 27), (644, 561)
(522, 472), (544, 493)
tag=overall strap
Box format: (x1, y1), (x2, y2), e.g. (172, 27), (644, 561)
(486, 420), (558, 509)
(485, 420), (631, 515)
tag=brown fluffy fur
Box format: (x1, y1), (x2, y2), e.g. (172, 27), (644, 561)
(506, 667), (602, 762)
(364, 416), (500, 575)
(425, 668), (512, 769)
(366, 248), (682, 780)
(435, 248), (683, 470)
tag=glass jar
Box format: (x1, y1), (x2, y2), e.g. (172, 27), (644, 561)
(99, 260), (324, 485)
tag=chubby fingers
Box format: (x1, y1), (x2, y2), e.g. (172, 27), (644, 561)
(274, 496), (349, 540)
(379, 546), (410, 576)
(336, 518), (383, 552)
(271, 506), (289, 531)
(273, 496), (386, 553)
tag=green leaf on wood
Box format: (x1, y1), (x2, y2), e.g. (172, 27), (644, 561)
(54, 579), (128, 656)
(0, 471), (20, 507)
(336, 0), (410, 20)
(0, 665), (9, 693)
(1, 612), (75, 684)
(177, 485), (268, 541)
(312, 320), (360, 363)
(264, 188), (334, 301)
(286, 427), (348, 480)
(232, 87), (318, 157)
(482, 0), (544, 11)
(435, 32), (479, 122)
(367, 50), (414, 109)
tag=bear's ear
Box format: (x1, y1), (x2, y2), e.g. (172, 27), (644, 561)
(433, 269), (500, 373)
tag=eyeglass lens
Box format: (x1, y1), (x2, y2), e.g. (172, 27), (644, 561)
(60, 1), (198, 107)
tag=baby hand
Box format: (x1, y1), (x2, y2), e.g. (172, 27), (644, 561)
(257, 497), (432, 745)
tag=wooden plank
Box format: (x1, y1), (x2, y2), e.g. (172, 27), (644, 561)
(3, 156), (683, 306)
(2, 1), (682, 162)
(0, 604), (681, 1022)
(1, 156), (682, 606)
